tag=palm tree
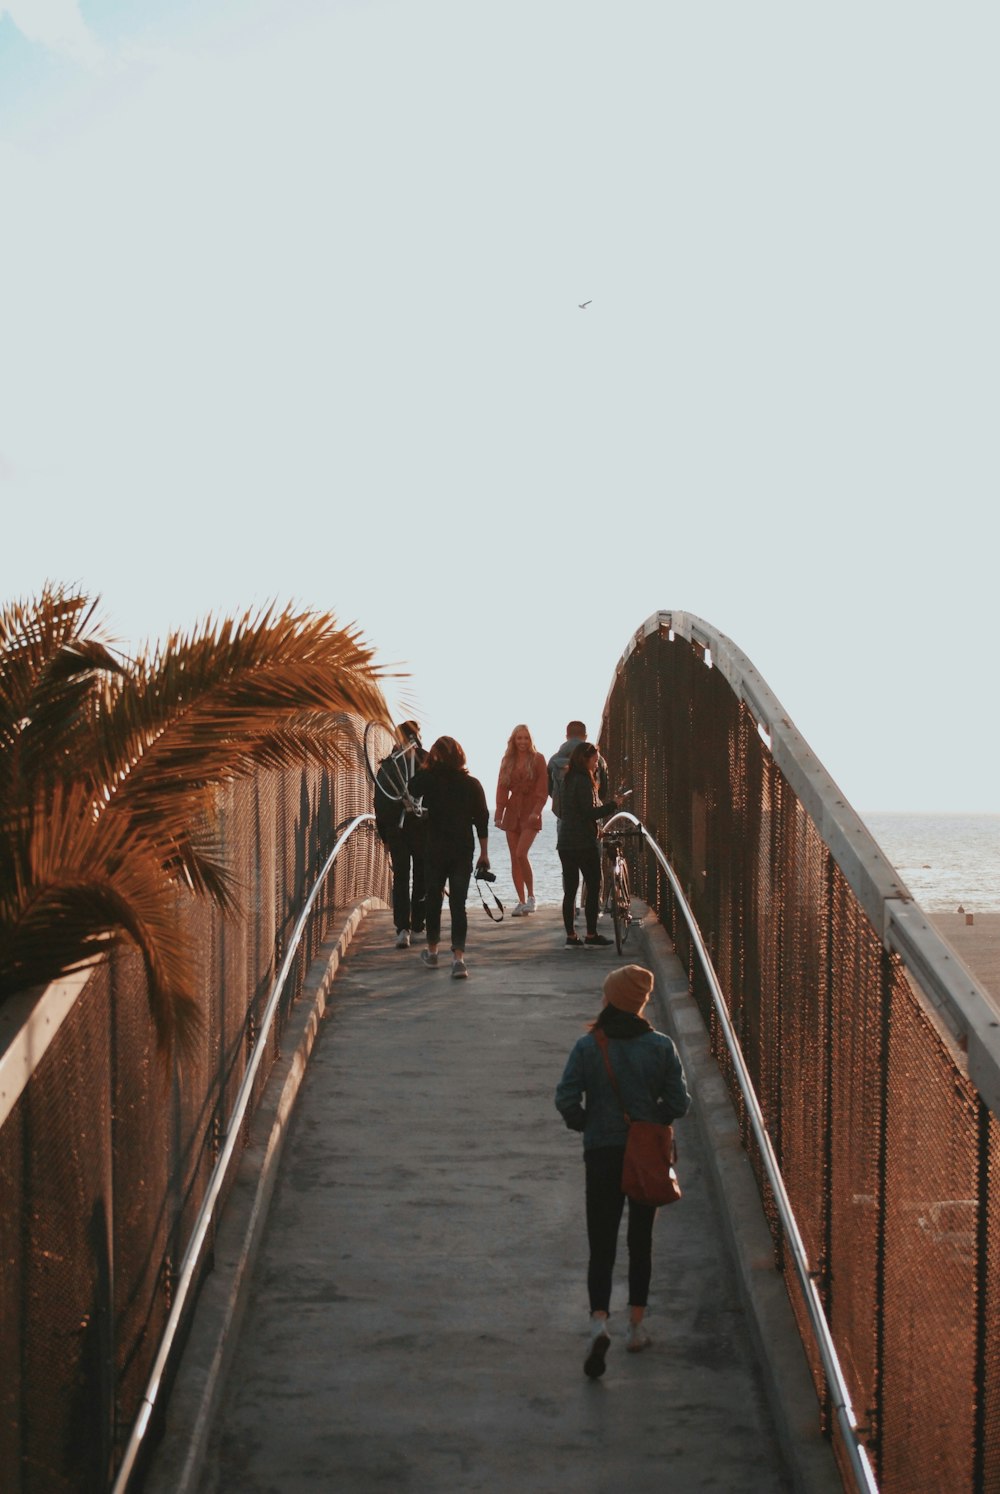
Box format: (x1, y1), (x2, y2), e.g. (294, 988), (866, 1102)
(0, 584), (392, 1056)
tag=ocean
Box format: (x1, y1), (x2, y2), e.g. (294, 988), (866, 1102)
(862, 812), (1000, 913)
(501, 811), (1000, 915)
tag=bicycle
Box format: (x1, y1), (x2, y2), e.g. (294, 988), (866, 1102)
(603, 826), (643, 954)
(362, 721), (426, 820)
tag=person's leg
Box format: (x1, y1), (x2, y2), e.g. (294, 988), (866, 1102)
(516, 825), (538, 900)
(585, 1147), (627, 1314)
(423, 857), (444, 955)
(447, 855), (471, 956)
(559, 849), (581, 936)
(409, 833), (427, 933)
(506, 827), (525, 904)
(625, 1199), (657, 1350)
(625, 1198), (657, 1309)
(387, 832), (411, 932)
(584, 1147), (626, 1377)
(581, 846), (602, 936)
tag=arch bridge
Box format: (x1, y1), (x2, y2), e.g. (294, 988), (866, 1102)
(1, 611), (997, 1494)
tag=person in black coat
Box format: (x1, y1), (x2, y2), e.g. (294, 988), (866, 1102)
(374, 719), (428, 949)
(408, 736), (490, 981)
(557, 741), (620, 948)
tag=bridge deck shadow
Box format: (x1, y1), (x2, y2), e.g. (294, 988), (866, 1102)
(150, 903), (821, 1493)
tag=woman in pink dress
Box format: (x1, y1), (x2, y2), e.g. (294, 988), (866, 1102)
(495, 725), (549, 916)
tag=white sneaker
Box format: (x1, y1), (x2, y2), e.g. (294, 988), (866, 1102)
(421, 949), (439, 968)
(525, 896), (536, 912)
(395, 930), (410, 948)
(625, 1321), (651, 1353)
(511, 902), (528, 917)
(451, 958), (469, 979)
(584, 1316), (610, 1379)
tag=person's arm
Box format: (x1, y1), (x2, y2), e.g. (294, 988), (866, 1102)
(555, 1041), (587, 1131)
(568, 775), (619, 823)
(655, 1039), (692, 1122)
(471, 777), (490, 870)
(494, 770), (507, 824)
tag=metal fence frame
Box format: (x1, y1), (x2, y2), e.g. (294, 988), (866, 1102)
(0, 724), (389, 1493)
(600, 611), (1000, 1494)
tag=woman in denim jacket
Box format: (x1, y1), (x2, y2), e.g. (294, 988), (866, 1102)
(555, 964), (690, 1378)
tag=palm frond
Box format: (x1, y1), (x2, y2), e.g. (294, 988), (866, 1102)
(0, 583), (124, 805)
(95, 608), (391, 840)
(0, 781), (201, 1056)
(0, 590), (394, 1053)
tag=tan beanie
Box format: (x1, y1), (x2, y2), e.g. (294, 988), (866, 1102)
(603, 964), (654, 1015)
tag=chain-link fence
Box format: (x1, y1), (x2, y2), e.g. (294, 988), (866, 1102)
(600, 613), (1000, 1494)
(0, 719), (389, 1492)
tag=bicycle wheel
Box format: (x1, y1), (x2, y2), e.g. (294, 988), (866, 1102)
(612, 860), (631, 954)
(362, 721), (409, 802)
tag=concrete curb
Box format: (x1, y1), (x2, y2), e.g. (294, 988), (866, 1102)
(144, 896), (388, 1494)
(639, 908), (843, 1494)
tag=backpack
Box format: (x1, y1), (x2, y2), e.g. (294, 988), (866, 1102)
(549, 759), (568, 819)
(374, 758), (406, 835)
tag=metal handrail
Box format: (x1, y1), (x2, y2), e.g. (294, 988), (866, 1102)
(605, 808), (880, 1494)
(112, 812), (379, 1493)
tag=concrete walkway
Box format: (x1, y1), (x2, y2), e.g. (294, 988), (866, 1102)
(148, 902), (841, 1494)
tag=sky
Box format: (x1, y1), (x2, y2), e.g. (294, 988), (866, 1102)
(1, 0), (998, 813)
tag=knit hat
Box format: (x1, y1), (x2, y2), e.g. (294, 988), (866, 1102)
(603, 964), (654, 1015)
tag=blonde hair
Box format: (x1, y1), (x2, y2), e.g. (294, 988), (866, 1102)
(498, 724), (538, 788)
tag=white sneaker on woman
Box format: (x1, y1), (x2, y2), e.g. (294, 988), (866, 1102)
(511, 902), (528, 917)
(525, 896), (536, 912)
(625, 1320), (651, 1353)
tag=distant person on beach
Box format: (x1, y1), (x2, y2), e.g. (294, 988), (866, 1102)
(555, 964), (690, 1378)
(374, 719), (427, 950)
(408, 736), (490, 980)
(495, 725), (548, 916)
(558, 742), (620, 948)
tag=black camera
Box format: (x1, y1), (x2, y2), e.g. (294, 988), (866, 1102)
(476, 865), (496, 882)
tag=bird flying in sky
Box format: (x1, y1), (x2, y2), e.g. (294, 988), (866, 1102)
(578, 300), (592, 309)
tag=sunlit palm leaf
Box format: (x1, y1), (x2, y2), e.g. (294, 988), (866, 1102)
(0, 584), (123, 802)
(0, 590), (394, 1053)
(0, 781), (201, 1056)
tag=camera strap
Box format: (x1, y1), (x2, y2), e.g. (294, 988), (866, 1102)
(474, 871), (504, 921)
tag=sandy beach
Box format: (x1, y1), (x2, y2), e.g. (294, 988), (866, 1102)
(928, 910), (1000, 1008)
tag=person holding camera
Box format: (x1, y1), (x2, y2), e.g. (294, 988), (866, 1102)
(494, 724), (548, 915)
(408, 736), (490, 980)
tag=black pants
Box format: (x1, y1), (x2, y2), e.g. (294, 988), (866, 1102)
(384, 828), (426, 933)
(424, 850), (472, 951)
(584, 1146), (657, 1313)
(559, 845), (601, 936)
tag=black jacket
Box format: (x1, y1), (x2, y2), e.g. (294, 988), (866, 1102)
(556, 770), (617, 852)
(408, 766), (489, 861)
